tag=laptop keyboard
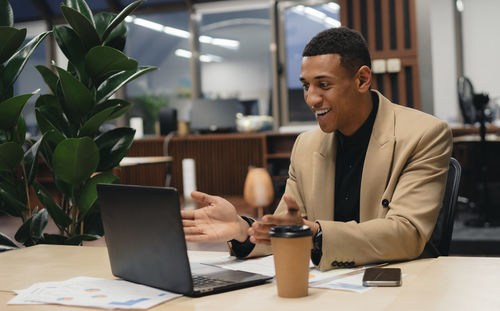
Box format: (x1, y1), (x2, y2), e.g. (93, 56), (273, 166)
(192, 275), (233, 289)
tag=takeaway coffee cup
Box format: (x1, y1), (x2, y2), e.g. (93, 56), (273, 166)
(270, 225), (313, 298)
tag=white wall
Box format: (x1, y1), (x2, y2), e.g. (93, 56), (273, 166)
(429, 0), (460, 123)
(420, 0), (500, 124)
(462, 0), (500, 100)
(201, 59), (271, 115)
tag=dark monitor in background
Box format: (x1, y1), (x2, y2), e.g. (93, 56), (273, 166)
(240, 99), (259, 115)
(190, 99), (243, 133)
(159, 107), (178, 135)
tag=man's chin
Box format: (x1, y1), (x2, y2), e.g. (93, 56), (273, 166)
(318, 123), (336, 133)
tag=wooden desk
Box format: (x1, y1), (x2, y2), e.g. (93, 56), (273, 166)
(1, 245), (499, 310)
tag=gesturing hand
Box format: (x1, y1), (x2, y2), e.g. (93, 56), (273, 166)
(248, 195), (318, 245)
(181, 191), (250, 243)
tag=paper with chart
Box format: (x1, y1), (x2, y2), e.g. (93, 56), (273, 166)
(9, 276), (181, 309)
(199, 254), (374, 292)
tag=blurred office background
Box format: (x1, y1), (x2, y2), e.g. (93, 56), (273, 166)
(6, 0), (500, 254)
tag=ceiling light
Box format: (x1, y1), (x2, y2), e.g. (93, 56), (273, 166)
(175, 49), (223, 63)
(126, 16), (239, 50)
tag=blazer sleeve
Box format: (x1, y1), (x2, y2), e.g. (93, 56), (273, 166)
(317, 120), (453, 270)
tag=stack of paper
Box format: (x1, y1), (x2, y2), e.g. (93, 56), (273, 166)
(9, 276), (181, 309)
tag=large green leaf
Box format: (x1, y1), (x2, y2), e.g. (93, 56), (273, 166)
(63, 0), (95, 26)
(31, 208), (48, 239)
(92, 99), (132, 121)
(0, 93), (33, 130)
(95, 127), (135, 171)
(0, 232), (17, 248)
(53, 25), (87, 83)
(33, 181), (72, 229)
(61, 6), (100, 52)
(77, 172), (118, 218)
(0, 82), (13, 102)
(79, 106), (115, 137)
(2, 31), (51, 88)
(102, 0), (142, 42)
(24, 136), (45, 185)
(0, 0), (13, 27)
(0, 142), (23, 170)
(54, 176), (74, 198)
(14, 212), (33, 243)
(35, 65), (58, 95)
(52, 137), (99, 185)
(64, 233), (100, 245)
(95, 12), (126, 51)
(56, 67), (94, 121)
(35, 111), (66, 145)
(0, 185), (27, 217)
(85, 46), (137, 85)
(96, 66), (157, 105)
(0, 27), (26, 64)
(15, 114), (26, 145)
(35, 94), (70, 137)
(41, 233), (67, 244)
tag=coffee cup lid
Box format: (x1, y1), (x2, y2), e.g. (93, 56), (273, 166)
(269, 225), (312, 238)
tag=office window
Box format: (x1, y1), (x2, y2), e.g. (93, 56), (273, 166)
(125, 11), (190, 134)
(278, 1), (341, 125)
(197, 2), (272, 116)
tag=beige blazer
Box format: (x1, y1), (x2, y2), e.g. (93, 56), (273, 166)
(248, 90), (453, 271)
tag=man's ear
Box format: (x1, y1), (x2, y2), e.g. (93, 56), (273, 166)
(357, 65), (372, 92)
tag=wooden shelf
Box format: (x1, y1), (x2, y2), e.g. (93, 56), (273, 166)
(127, 132), (298, 199)
(266, 153), (291, 159)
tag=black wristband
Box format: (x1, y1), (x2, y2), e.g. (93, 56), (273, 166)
(311, 222), (323, 266)
(228, 216), (256, 258)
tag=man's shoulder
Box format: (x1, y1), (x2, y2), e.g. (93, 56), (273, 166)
(391, 103), (449, 134)
(293, 127), (332, 154)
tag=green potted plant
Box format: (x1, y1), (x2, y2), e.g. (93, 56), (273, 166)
(0, 0), (156, 250)
(0, 0), (51, 251)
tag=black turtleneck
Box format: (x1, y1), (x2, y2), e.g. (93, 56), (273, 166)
(333, 92), (379, 222)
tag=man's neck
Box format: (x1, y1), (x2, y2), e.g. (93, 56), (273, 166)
(338, 91), (374, 136)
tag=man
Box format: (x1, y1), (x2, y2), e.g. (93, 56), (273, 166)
(182, 27), (452, 271)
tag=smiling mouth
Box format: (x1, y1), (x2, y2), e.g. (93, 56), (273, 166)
(315, 108), (331, 117)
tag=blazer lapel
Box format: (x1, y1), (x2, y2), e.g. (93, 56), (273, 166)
(360, 91), (396, 221)
(311, 132), (336, 221)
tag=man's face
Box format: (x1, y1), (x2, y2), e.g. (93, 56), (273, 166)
(300, 54), (359, 134)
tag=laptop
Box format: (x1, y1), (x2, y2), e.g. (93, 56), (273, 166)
(97, 184), (271, 297)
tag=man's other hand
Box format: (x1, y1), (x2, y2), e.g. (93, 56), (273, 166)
(249, 195), (318, 245)
(181, 191), (249, 243)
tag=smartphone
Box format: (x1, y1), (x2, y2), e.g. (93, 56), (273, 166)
(362, 268), (401, 287)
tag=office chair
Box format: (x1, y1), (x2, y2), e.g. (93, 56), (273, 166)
(427, 157), (462, 256)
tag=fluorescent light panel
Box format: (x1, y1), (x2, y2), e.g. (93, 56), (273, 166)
(126, 16), (239, 49)
(175, 49), (223, 63)
(291, 5), (340, 28)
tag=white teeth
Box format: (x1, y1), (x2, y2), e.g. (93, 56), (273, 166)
(315, 108), (331, 117)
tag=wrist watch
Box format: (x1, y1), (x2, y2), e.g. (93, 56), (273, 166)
(311, 222), (323, 265)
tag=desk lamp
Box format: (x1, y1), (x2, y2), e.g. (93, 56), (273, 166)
(243, 167), (274, 219)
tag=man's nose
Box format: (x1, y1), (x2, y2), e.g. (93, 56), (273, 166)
(306, 89), (322, 108)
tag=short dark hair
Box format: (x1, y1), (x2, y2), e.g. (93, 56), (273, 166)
(302, 27), (371, 76)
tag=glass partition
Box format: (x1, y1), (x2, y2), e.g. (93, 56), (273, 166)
(277, 1), (341, 125)
(125, 11), (190, 134)
(196, 1), (272, 116)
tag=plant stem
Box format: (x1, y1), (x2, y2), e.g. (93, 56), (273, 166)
(14, 126), (31, 217)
